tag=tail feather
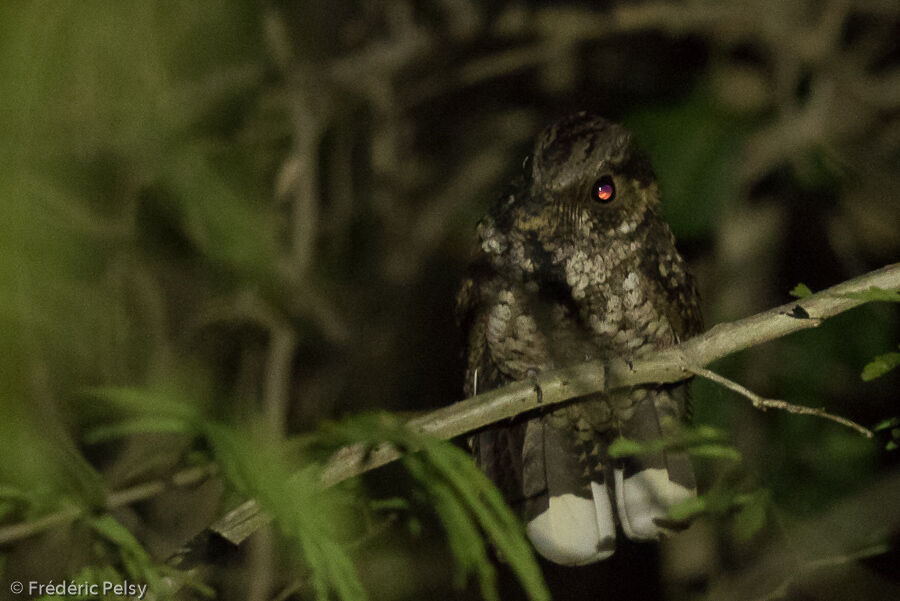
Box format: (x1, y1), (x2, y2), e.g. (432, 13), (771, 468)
(475, 387), (696, 564)
(615, 389), (696, 540)
(522, 416), (616, 565)
(474, 423), (526, 504)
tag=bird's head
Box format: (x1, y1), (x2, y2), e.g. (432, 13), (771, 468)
(525, 112), (660, 239)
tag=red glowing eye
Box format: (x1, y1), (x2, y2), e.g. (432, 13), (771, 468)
(591, 176), (616, 204)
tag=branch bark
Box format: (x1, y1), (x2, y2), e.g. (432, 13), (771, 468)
(1, 265), (896, 550)
(209, 262), (900, 545)
(0, 464), (217, 545)
(687, 366), (873, 438)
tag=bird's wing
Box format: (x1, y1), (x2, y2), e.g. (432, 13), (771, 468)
(460, 274), (617, 565)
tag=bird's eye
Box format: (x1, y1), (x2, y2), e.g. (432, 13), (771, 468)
(591, 175), (616, 204)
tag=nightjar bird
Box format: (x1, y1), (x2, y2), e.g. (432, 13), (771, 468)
(456, 112), (702, 566)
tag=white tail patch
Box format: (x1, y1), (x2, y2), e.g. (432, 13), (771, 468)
(615, 467), (695, 540)
(526, 483), (616, 566)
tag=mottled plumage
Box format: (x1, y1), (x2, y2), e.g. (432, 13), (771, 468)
(457, 112), (702, 565)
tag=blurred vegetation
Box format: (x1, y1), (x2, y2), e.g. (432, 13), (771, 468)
(1, 1), (898, 601)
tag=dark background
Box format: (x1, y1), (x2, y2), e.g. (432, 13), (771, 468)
(1, 1), (898, 600)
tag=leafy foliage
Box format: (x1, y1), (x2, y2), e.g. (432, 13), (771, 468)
(609, 424), (742, 462)
(666, 488), (772, 541)
(873, 417), (900, 451)
(610, 424), (775, 539)
(841, 287), (900, 303)
(789, 283), (813, 299)
(861, 347), (900, 382)
(88, 516), (161, 584)
(78, 394), (550, 601)
(845, 285), (900, 388)
(318, 414), (550, 601)
(35, 519), (214, 601)
(207, 424), (367, 601)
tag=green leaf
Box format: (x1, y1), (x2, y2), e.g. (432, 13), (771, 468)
(415, 439), (548, 601)
(687, 444), (742, 461)
(873, 417), (900, 432)
(609, 427), (741, 464)
(84, 417), (195, 444)
(887, 441), (898, 451)
(789, 283), (813, 298)
(405, 456), (497, 598)
(691, 425), (729, 440)
(676, 425), (731, 448)
(317, 414), (549, 601)
(0, 485), (30, 501)
(83, 387), (199, 420)
(161, 144), (278, 281)
(733, 496), (768, 541)
(841, 286), (900, 303)
(407, 516), (422, 537)
(667, 496), (707, 521)
(205, 423), (367, 601)
(369, 498), (410, 512)
(88, 515), (165, 592)
(861, 351), (900, 381)
(608, 437), (651, 457)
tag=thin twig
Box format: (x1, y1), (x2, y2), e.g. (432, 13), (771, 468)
(0, 507), (84, 547)
(263, 326), (297, 435)
(687, 366), (874, 438)
(0, 464), (217, 546)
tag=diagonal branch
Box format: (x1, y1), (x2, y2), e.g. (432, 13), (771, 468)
(208, 262), (899, 546)
(1, 265), (896, 549)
